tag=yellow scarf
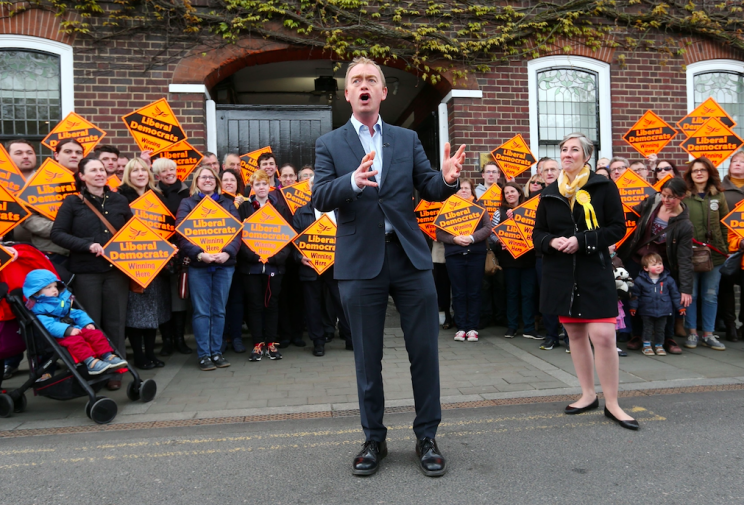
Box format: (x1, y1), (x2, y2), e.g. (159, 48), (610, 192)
(557, 165), (591, 210)
(557, 165), (599, 229)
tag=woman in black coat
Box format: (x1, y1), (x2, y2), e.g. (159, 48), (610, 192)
(533, 132), (637, 430)
(118, 158), (171, 369)
(152, 157), (192, 355)
(51, 157), (133, 391)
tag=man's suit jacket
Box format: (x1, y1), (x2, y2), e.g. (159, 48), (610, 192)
(312, 119), (458, 280)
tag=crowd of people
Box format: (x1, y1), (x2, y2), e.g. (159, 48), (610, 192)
(437, 146), (744, 363)
(1, 139), (351, 390)
(2, 135), (744, 390)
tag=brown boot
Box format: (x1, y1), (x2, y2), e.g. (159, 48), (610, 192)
(626, 335), (643, 350)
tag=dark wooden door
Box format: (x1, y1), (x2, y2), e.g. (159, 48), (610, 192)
(216, 105), (332, 170)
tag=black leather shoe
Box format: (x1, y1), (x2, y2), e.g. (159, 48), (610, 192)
(134, 359), (155, 370)
(148, 357), (165, 368)
(352, 440), (387, 476)
(416, 437), (446, 477)
(313, 342), (325, 357)
(291, 338), (306, 347)
(565, 396), (599, 415)
(604, 407), (639, 430)
(324, 332), (335, 343)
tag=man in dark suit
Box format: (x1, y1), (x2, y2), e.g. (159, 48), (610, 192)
(313, 57), (465, 477)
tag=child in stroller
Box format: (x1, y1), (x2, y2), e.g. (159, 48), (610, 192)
(23, 269), (128, 375)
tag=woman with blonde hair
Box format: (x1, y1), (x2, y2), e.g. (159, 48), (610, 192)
(117, 157), (171, 369)
(151, 157), (193, 355)
(175, 165), (242, 371)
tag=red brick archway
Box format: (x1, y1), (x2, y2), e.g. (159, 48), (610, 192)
(171, 39), (477, 100)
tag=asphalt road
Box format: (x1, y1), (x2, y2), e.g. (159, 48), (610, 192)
(1, 390), (743, 504)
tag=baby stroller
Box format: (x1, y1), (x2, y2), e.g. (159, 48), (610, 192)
(0, 243), (156, 424)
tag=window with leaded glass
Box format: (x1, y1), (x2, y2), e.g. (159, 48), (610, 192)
(536, 68), (600, 166)
(693, 71), (744, 174)
(0, 49), (61, 161)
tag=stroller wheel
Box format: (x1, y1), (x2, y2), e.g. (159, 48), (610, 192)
(13, 393), (26, 414)
(126, 380), (140, 402)
(90, 397), (117, 425)
(140, 379), (157, 403)
(0, 394), (13, 418)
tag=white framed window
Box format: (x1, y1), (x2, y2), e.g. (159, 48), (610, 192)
(686, 59), (744, 174)
(528, 56), (612, 170)
(0, 35), (74, 159)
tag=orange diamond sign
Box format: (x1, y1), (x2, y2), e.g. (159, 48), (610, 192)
(493, 219), (532, 259)
(0, 183), (30, 236)
(242, 203), (297, 263)
(677, 97), (737, 138)
(414, 200), (443, 240)
(239, 146), (272, 185)
(122, 98), (187, 154)
(490, 134), (536, 179)
(0, 244), (16, 275)
(0, 144), (27, 193)
(129, 190), (176, 240)
(152, 140), (204, 181)
(102, 217), (177, 289)
(616, 204), (640, 248)
(614, 169), (656, 209)
(622, 110), (678, 156)
(280, 180), (312, 215)
(433, 195), (485, 237)
(106, 175), (120, 192)
(652, 173), (673, 192)
(476, 184), (502, 220)
(176, 196), (241, 254)
(680, 117), (744, 168)
(17, 159), (77, 220)
(292, 214), (336, 275)
(721, 199), (744, 240)
(42, 112), (106, 156)
(511, 195), (540, 245)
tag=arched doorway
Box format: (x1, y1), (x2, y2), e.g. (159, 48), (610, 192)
(211, 59), (444, 170)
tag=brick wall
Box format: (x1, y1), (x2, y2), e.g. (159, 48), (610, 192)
(71, 34), (208, 158)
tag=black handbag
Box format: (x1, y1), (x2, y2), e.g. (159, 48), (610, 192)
(720, 250), (742, 277)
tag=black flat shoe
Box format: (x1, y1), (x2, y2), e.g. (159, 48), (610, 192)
(150, 358), (165, 368)
(604, 407), (639, 430)
(134, 360), (155, 370)
(565, 396), (599, 415)
(416, 437), (446, 477)
(352, 440), (387, 476)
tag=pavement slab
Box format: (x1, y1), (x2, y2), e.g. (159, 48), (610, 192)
(2, 307), (744, 431)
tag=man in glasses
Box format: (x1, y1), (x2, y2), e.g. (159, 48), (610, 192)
(475, 161), (502, 198)
(609, 156), (629, 183)
(629, 160), (649, 182)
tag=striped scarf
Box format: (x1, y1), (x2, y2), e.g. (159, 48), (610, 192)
(557, 165), (590, 210)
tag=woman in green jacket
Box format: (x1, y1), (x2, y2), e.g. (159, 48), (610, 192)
(681, 157), (729, 351)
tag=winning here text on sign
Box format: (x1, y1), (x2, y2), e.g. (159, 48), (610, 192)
(414, 199), (443, 241)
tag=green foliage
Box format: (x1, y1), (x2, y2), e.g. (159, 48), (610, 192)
(3, 1), (743, 81)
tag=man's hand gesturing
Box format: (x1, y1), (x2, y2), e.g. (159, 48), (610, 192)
(442, 142), (466, 185)
(353, 151), (379, 189)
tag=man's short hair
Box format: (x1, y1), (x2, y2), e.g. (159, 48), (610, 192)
(56, 138), (84, 154)
(300, 164), (314, 173)
(256, 152), (276, 166)
(345, 57), (386, 88)
(609, 156), (629, 169)
(205, 151), (217, 159)
(222, 153), (239, 165)
(481, 161), (498, 173)
(5, 138), (35, 153)
(94, 144), (120, 157)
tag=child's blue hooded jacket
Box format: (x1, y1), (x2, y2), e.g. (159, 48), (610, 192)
(22, 269), (95, 338)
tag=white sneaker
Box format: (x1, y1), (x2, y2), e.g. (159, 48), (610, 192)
(454, 330), (466, 342)
(438, 311), (446, 325)
(466, 330), (479, 342)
